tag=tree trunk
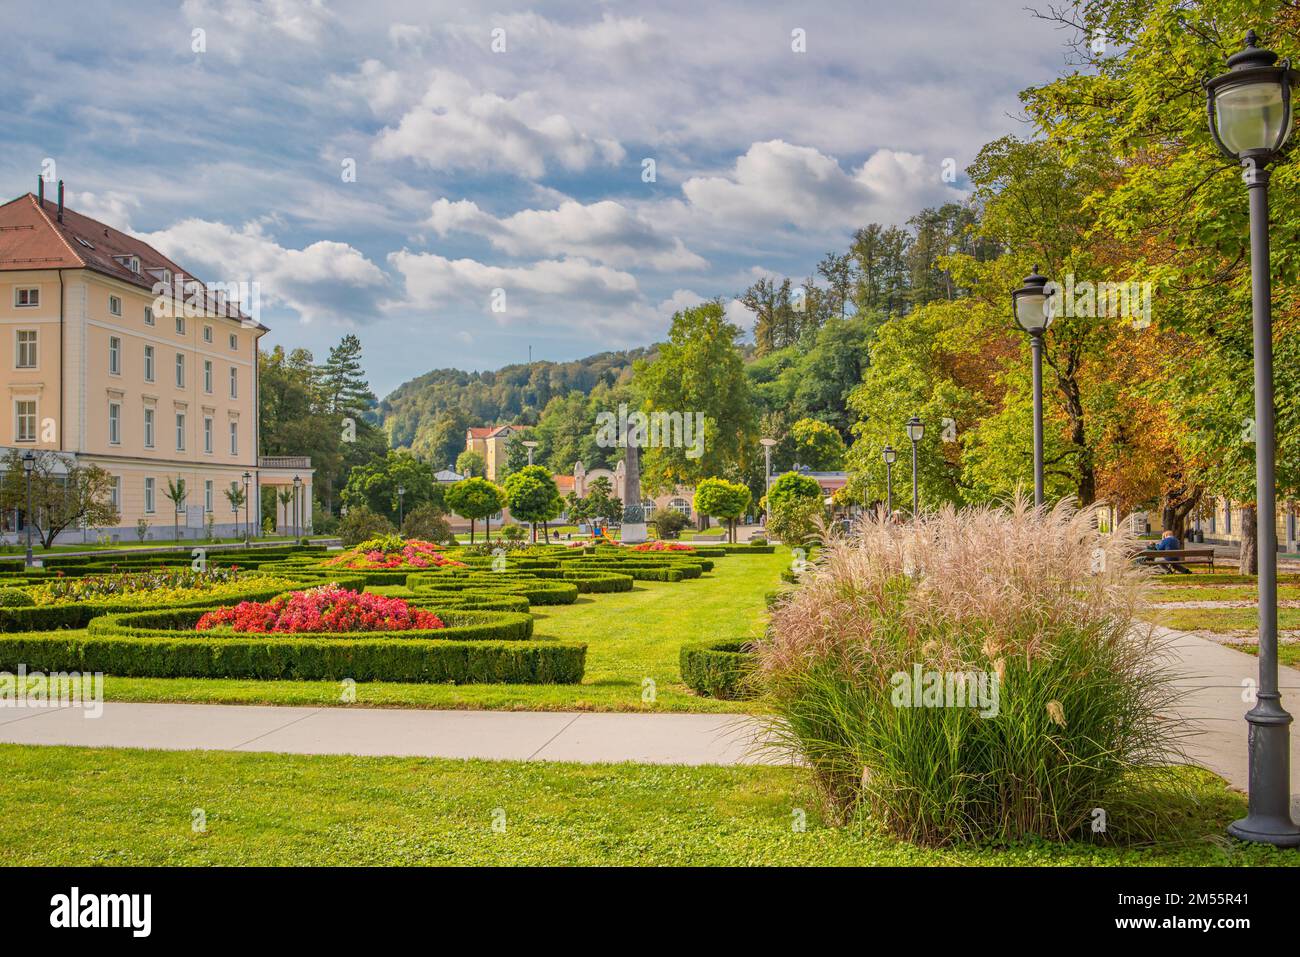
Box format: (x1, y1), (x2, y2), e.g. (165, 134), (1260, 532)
(469, 518), (475, 544)
(1239, 505), (1258, 575)
(485, 515), (491, 542)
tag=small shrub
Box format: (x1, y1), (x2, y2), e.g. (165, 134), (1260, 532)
(401, 504), (454, 544)
(338, 506), (396, 547)
(0, 588), (34, 608)
(500, 524), (527, 541)
(680, 639), (754, 699)
(649, 509), (691, 539)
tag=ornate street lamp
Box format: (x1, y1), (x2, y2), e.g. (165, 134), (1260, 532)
(292, 475), (302, 540)
(1206, 30), (1300, 848)
(522, 440), (538, 467)
(906, 416), (924, 515)
(22, 451), (35, 566)
(882, 445), (896, 516)
(1011, 266), (1057, 506)
(242, 471), (251, 544)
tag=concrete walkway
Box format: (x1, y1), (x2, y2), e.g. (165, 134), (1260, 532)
(0, 627), (1295, 795)
(0, 701), (773, 766)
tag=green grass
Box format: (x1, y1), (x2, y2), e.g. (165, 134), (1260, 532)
(43, 548), (789, 713)
(1142, 607), (1300, 631)
(1226, 642), (1300, 668)
(1, 745), (1292, 866)
(1150, 584), (1300, 602)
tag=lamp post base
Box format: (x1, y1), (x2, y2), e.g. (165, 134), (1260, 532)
(1228, 817), (1300, 848)
(1228, 699), (1300, 847)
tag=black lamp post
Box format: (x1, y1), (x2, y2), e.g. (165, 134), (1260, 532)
(241, 471), (251, 544)
(1012, 266), (1057, 506)
(1206, 30), (1300, 848)
(906, 416), (924, 515)
(882, 445), (896, 516)
(22, 451), (35, 566)
(292, 475), (302, 540)
(397, 484), (406, 528)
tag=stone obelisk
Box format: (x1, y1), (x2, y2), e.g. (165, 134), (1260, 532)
(621, 431), (647, 543)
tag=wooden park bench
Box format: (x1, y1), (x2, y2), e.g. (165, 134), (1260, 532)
(1134, 547), (1217, 572)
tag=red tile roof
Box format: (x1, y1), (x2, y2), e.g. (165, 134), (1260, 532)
(0, 192), (262, 328)
(467, 427), (496, 439)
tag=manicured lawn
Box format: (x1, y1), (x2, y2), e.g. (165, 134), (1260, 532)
(1144, 607), (1300, 631)
(2, 745), (1292, 866)
(1150, 584), (1300, 603)
(51, 548), (788, 713)
(1226, 642), (1300, 668)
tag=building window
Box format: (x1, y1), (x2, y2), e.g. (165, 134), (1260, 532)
(204, 416), (213, 454)
(143, 408), (155, 448)
(203, 325), (213, 343)
(108, 403), (121, 445)
(204, 360), (213, 393)
(175, 353), (185, 388)
(109, 295), (122, 316)
(144, 477), (155, 514)
(669, 498), (692, 516)
(15, 330), (37, 368)
(143, 344), (155, 382)
(176, 316), (186, 335)
(14, 400), (36, 442)
(110, 476), (121, 510)
(175, 412), (186, 451)
(229, 421), (238, 456)
(15, 287), (39, 308)
(229, 333), (238, 350)
(144, 305), (154, 326)
(229, 366), (238, 399)
(205, 480), (213, 513)
(107, 336), (121, 374)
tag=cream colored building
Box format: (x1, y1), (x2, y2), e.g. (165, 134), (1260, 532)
(0, 185), (312, 543)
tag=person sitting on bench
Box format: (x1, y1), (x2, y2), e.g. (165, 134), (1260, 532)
(1151, 529), (1192, 574)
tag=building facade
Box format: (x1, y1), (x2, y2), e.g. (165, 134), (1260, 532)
(0, 186), (313, 543)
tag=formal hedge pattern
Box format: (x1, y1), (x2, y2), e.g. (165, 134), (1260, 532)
(679, 639), (756, 699)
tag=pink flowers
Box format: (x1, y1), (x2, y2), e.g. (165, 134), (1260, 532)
(632, 541), (696, 552)
(196, 585), (446, 634)
(323, 537), (466, 570)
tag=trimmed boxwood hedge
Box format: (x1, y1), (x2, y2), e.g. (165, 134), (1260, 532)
(0, 572), (364, 632)
(679, 639), (756, 699)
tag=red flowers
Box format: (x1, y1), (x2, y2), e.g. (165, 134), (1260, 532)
(631, 541), (696, 552)
(323, 537), (465, 570)
(196, 585), (445, 634)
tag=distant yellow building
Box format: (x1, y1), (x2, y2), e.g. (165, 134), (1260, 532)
(0, 183), (313, 542)
(465, 424), (521, 481)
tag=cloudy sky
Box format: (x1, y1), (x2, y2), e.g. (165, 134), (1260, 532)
(0, 0), (1076, 396)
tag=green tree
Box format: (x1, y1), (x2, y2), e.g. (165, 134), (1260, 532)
(693, 477), (752, 543)
(320, 334), (378, 420)
(222, 482), (246, 541)
(636, 302), (757, 492)
(444, 477), (505, 543)
(0, 450), (119, 549)
(503, 465), (563, 543)
(765, 471), (822, 514)
(456, 450), (486, 477)
(789, 418), (846, 470)
(340, 451), (441, 525)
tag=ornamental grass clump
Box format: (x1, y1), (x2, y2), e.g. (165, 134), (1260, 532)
(196, 585), (445, 634)
(756, 496), (1187, 847)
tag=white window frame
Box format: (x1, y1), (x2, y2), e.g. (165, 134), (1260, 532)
(175, 412), (186, 451)
(204, 416), (213, 454)
(204, 480), (213, 513)
(144, 305), (154, 326)
(175, 316), (186, 335)
(229, 420), (238, 456)
(144, 477), (155, 514)
(229, 332), (238, 350)
(204, 359), (213, 394)
(15, 329), (37, 369)
(109, 295), (122, 317)
(108, 402), (121, 445)
(203, 325), (213, 343)
(110, 476), (121, 510)
(144, 344), (155, 382)
(14, 287), (39, 308)
(175, 353), (185, 388)
(108, 336), (121, 375)
(14, 400), (36, 443)
(229, 366), (238, 399)
(143, 407), (155, 449)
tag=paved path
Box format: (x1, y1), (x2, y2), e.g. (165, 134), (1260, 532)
(0, 627), (1295, 797)
(0, 701), (774, 766)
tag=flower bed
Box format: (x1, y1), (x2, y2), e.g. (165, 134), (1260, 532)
(0, 569), (329, 632)
(0, 605), (583, 683)
(631, 541), (696, 552)
(323, 536), (465, 571)
(197, 586), (445, 634)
